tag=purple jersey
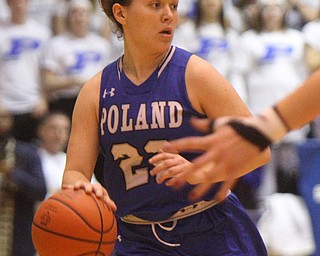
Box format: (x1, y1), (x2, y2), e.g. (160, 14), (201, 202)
(99, 46), (268, 256)
(99, 46), (215, 220)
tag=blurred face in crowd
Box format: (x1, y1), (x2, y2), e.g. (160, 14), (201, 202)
(37, 113), (70, 154)
(67, 5), (91, 37)
(260, 1), (286, 31)
(243, 2), (259, 24)
(199, 0), (223, 22)
(7, 0), (29, 23)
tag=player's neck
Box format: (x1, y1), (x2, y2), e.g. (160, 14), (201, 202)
(122, 47), (169, 85)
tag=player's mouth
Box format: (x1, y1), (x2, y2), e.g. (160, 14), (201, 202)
(160, 28), (173, 37)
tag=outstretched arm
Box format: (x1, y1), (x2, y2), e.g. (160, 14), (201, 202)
(160, 69), (320, 199)
(275, 69), (320, 131)
(150, 55), (270, 200)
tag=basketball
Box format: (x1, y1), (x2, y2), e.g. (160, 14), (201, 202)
(32, 189), (117, 256)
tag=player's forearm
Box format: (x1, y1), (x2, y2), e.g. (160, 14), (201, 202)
(275, 69), (320, 131)
(236, 69), (320, 148)
(62, 169), (91, 188)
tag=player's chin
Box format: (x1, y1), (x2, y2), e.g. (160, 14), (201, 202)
(157, 33), (174, 44)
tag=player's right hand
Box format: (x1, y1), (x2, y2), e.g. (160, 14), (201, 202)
(63, 181), (117, 212)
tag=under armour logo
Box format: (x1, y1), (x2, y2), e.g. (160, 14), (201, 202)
(103, 88), (115, 98)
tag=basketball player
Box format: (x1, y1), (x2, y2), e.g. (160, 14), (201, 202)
(160, 69), (320, 198)
(62, 0), (270, 255)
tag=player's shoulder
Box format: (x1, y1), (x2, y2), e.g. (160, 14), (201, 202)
(83, 71), (103, 92)
(170, 46), (191, 59)
(77, 71), (103, 109)
(187, 54), (218, 74)
(165, 46), (193, 70)
(186, 54), (227, 91)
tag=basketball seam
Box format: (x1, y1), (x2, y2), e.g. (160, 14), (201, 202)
(90, 194), (104, 254)
(32, 222), (116, 244)
(89, 195), (117, 255)
(79, 251), (106, 256)
(47, 197), (111, 234)
(32, 191), (117, 255)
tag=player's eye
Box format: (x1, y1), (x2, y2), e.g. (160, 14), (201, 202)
(171, 2), (178, 11)
(151, 2), (160, 8)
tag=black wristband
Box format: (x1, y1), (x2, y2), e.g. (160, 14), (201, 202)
(228, 120), (272, 151)
(272, 105), (291, 132)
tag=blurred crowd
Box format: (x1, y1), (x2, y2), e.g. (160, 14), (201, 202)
(0, 0), (320, 255)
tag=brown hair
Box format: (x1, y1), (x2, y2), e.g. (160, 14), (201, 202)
(194, 0), (229, 30)
(255, 4), (286, 33)
(99, 0), (132, 36)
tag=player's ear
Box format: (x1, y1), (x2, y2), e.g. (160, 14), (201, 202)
(113, 3), (127, 26)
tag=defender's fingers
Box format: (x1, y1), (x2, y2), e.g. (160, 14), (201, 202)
(188, 183), (215, 201)
(163, 136), (212, 153)
(189, 118), (214, 133)
(165, 162), (211, 186)
(165, 176), (187, 189)
(192, 147), (221, 169)
(214, 179), (237, 202)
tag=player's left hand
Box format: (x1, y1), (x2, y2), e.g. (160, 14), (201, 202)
(162, 117), (265, 184)
(149, 150), (191, 186)
(149, 149), (237, 202)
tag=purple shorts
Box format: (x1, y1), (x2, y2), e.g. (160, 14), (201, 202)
(114, 193), (267, 256)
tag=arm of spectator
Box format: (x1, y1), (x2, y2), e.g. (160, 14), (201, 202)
(288, 0), (319, 22)
(42, 69), (87, 93)
(9, 143), (47, 202)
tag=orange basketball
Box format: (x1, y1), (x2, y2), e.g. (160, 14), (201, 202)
(32, 189), (117, 256)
